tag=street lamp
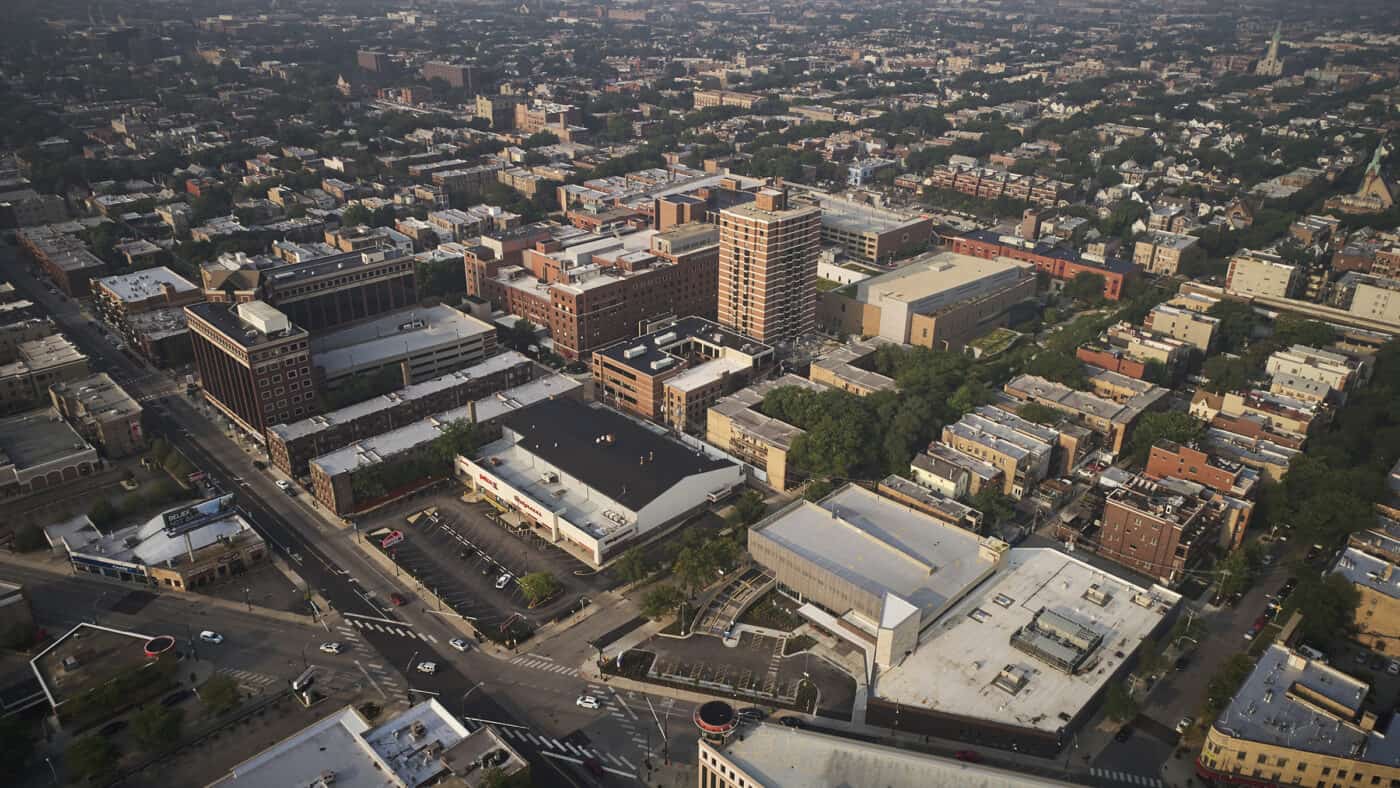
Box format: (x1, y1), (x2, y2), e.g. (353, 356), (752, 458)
(460, 681), (486, 719)
(92, 590), (111, 626)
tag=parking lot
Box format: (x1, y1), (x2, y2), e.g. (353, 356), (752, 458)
(361, 488), (616, 641)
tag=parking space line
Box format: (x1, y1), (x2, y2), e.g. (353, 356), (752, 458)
(541, 751), (582, 765)
(426, 634), (438, 644)
(619, 755), (635, 769)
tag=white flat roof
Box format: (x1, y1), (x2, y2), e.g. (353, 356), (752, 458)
(664, 355), (752, 393)
(874, 548), (1179, 732)
(96, 266), (198, 303)
(312, 305), (493, 378)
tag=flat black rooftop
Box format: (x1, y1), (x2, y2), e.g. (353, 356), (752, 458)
(186, 301), (308, 350)
(594, 315), (770, 375)
(499, 397), (735, 512)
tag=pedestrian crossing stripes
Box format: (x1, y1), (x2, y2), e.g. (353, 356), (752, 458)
(496, 727), (629, 767)
(217, 668), (278, 687)
(1089, 768), (1164, 787)
(345, 618), (438, 642)
(508, 655), (580, 677)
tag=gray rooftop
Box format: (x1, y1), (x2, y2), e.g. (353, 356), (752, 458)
(0, 409), (93, 470)
(1332, 547), (1400, 601)
(95, 266), (197, 303)
(311, 305), (494, 378)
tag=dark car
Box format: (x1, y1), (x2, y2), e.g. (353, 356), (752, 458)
(1114, 726), (1134, 743)
(778, 716), (805, 729)
(953, 750), (982, 763)
(737, 707), (767, 722)
(1277, 578), (1299, 598)
(1174, 656), (1190, 672)
(582, 757), (606, 777)
(98, 719), (127, 737)
(252, 460), (267, 470)
(390, 592), (407, 607)
(161, 689), (193, 707)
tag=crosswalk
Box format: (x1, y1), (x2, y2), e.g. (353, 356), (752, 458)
(508, 654), (580, 677)
(217, 667), (279, 689)
(1089, 767), (1165, 787)
(496, 726), (636, 773)
(344, 617), (439, 643)
(335, 625), (404, 693)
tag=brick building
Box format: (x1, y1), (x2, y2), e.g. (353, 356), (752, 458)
(950, 230), (1136, 301)
(717, 188), (821, 344)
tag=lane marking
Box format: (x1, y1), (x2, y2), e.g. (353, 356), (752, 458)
(344, 612), (405, 627)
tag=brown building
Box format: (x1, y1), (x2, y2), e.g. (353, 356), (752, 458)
(514, 102), (580, 136)
(92, 267), (202, 363)
(48, 373), (145, 459)
(356, 50), (388, 72)
(951, 231), (1136, 301)
(186, 301), (318, 440)
(473, 94), (525, 130)
(1145, 441), (1257, 499)
(717, 188), (821, 345)
(16, 226), (107, 297)
(591, 317), (773, 432)
(204, 250), (418, 334)
(468, 224), (720, 359)
(421, 61), (476, 92)
(266, 351), (534, 478)
(1096, 475), (1214, 585)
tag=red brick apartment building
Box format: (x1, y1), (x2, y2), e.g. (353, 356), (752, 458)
(951, 230), (1137, 301)
(465, 223), (719, 359)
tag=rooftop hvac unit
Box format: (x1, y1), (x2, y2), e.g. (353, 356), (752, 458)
(650, 358), (674, 371)
(623, 345), (646, 359)
(654, 331), (677, 345)
(541, 471), (559, 484)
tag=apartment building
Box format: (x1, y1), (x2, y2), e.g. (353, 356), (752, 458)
(1145, 441), (1258, 500)
(1197, 645), (1400, 788)
(514, 101), (580, 136)
(474, 94), (525, 129)
(717, 188), (821, 345)
(186, 301), (318, 440)
(927, 165), (1069, 207)
(910, 442), (1004, 499)
(0, 334), (90, 414)
(1132, 231), (1199, 276)
(1331, 547), (1400, 653)
(468, 224), (720, 360)
(1143, 303), (1219, 352)
(951, 230), (1136, 301)
(48, 373), (145, 459)
(706, 375), (822, 492)
(1264, 344), (1360, 393)
(1333, 272), (1400, 328)
(17, 224), (107, 297)
(92, 267), (202, 366)
(692, 89), (766, 110)
(807, 340), (897, 396)
(1105, 322), (1193, 371)
(591, 317), (773, 432)
(1225, 250), (1301, 299)
(1004, 373), (1167, 455)
(420, 61), (476, 91)
(1098, 474), (1214, 584)
(940, 407), (1055, 498)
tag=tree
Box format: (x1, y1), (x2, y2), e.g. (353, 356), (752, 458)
(1015, 402), (1063, 425)
(67, 735), (118, 783)
(0, 715), (33, 782)
(1272, 316), (1336, 349)
(1103, 681), (1139, 722)
(1125, 411), (1205, 465)
(1025, 349), (1087, 389)
(523, 131), (560, 149)
(640, 585), (685, 620)
(1205, 654), (1256, 715)
(200, 673), (241, 716)
(480, 766), (533, 788)
(971, 487), (1016, 527)
(1061, 271), (1107, 303)
(1202, 355), (1253, 394)
(728, 490), (767, 526)
(1292, 574), (1360, 646)
(130, 704), (182, 751)
(948, 380), (991, 416)
(615, 547), (650, 586)
(340, 204), (371, 227)
(803, 479), (836, 501)
(11, 523), (45, 552)
(1207, 300), (1260, 353)
(517, 572), (562, 607)
(371, 205), (398, 228)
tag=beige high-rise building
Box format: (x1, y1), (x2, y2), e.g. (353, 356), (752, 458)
(717, 188), (821, 344)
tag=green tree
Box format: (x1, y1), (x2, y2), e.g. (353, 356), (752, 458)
(1125, 411), (1206, 465)
(803, 479), (836, 501)
(517, 572), (562, 607)
(0, 715), (34, 782)
(1202, 355), (1253, 394)
(340, 204), (371, 227)
(1025, 349), (1087, 388)
(1015, 402), (1063, 425)
(614, 547), (650, 586)
(200, 673), (241, 716)
(1292, 574), (1360, 646)
(66, 735), (118, 783)
(971, 487), (1016, 527)
(130, 704), (182, 751)
(640, 585), (685, 620)
(371, 205), (398, 227)
(1205, 654), (1256, 715)
(1207, 300), (1260, 353)
(1272, 316), (1336, 349)
(948, 380), (991, 415)
(1061, 271), (1107, 303)
(728, 490), (767, 526)
(11, 523), (46, 552)
(523, 131), (560, 149)
(480, 766), (533, 788)
(1103, 681), (1139, 722)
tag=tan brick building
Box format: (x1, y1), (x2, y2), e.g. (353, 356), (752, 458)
(717, 189), (821, 345)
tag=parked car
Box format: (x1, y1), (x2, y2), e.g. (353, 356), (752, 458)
(449, 638), (470, 652)
(953, 750), (982, 763)
(416, 662), (437, 674)
(252, 460), (266, 470)
(1278, 578), (1299, 598)
(778, 716), (804, 729)
(98, 719), (128, 737)
(199, 630), (224, 644)
(1113, 726), (1134, 743)
(495, 573), (513, 590)
(1175, 717), (1195, 734)
(1174, 656), (1191, 672)
(1306, 544), (1325, 562)
(575, 695), (600, 710)
(1387, 661), (1400, 676)
(390, 592), (407, 606)
(275, 479), (293, 492)
(737, 707), (766, 722)
(160, 689), (193, 707)
(319, 642), (343, 655)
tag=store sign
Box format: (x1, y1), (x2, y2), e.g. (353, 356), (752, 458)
(380, 530), (405, 549)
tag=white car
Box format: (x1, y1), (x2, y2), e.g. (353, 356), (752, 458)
(1388, 661), (1400, 676)
(1175, 717), (1194, 734)
(495, 573), (513, 590)
(575, 695), (599, 710)
(198, 630), (224, 644)
(449, 638), (470, 652)
(319, 642), (343, 655)
(275, 479), (292, 491)
(416, 662), (437, 674)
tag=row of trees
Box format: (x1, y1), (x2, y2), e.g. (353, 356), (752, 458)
(349, 420), (480, 503)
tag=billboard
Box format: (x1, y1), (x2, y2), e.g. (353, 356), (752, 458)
(380, 530), (405, 549)
(162, 494), (236, 536)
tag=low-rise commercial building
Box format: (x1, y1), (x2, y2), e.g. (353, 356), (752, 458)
(310, 305), (497, 390)
(1197, 645), (1400, 788)
(817, 250), (1036, 351)
(92, 267), (202, 366)
(268, 351), (534, 477)
(0, 408), (100, 500)
(591, 317), (772, 432)
(16, 224), (107, 297)
(48, 373), (144, 459)
(47, 495), (264, 591)
(458, 397), (741, 566)
(310, 375), (580, 516)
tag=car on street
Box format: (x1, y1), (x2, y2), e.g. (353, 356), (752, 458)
(199, 630), (224, 644)
(449, 638), (470, 652)
(495, 573), (513, 590)
(252, 460), (266, 470)
(416, 662), (437, 674)
(390, 592), (407, 606)
(582, 757), (606, 777)
(1174, 656), (1191, 671)
(1114, 726), (1134, 743)
(778, 716), (804, 729)
(1356, 650), (1370, 665)
(275, 479), (293, 492)
(1244, 616), (1266, 640)
(1277, 577), (1299, 598)
(160, 689), (193, 707)
(575, 695), (600, 709)
(1306, 544), (1325, 562)
(953, 750), (982, 763)
(737, 707), (766, 722)
(1176, 717), (1195, 734)
(1388, 661), (1400, 676)
(319, 642), (343, 655)
(98, 719), (128, 737)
